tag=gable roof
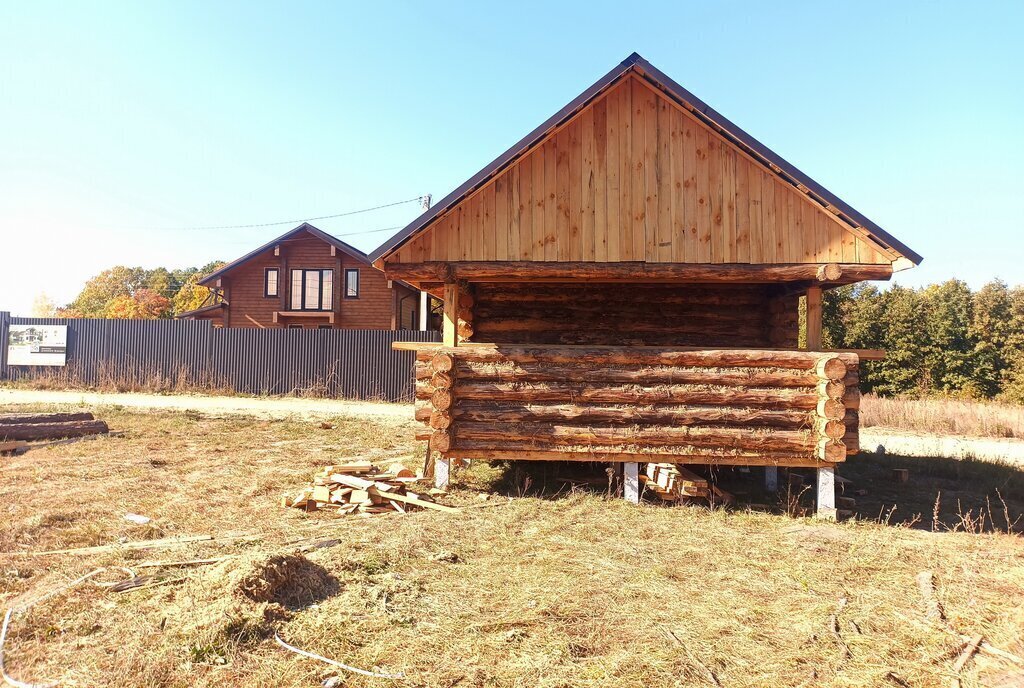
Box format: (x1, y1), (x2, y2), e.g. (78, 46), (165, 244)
(370, 53), (921, 267)
(199, 222), (370, 286)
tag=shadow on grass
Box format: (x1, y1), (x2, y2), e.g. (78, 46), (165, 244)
(457, 453), (1024, 535)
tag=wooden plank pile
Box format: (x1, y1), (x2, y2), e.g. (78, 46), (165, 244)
(641, 463), (710, 501)
(282, 461), (458, 516)
(0, 412), (109, 445)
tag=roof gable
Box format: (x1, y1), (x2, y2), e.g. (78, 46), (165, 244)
(371, 53), (920, 269)
(199, 223), (369, 286)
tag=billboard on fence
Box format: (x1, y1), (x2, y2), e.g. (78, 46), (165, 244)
(6, 324), (68, 366)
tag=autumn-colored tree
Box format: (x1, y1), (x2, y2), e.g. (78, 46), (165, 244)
(104, 288), (172, 319)
(30, 293), (57, 317)
(169, 261), (225, 316)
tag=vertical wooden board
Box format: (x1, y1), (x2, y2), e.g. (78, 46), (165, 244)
(484, 185), (497, 260)
(694, 125), (712, 262)
(567, 119), (583, 261)
(681, 115), (699, 263)
(734, 155), (750, 263)
(544, 137), (558, 261)
(747, 165), (763, 263)
(823, 213), (844, 263)
(631, 78), (650, 261)
(593, 95), (609, 261)
(857, 238), (890, 264)
(655, 92), (673, 262)
(669, 107), (686, 261)
(642, 82), (659, 261)
(793, 189), (811, 261)
(761, 172), (777, 263)
(555, 127), (572, 261)
(516, 160), (531, 260)
(775, 179), (792, 262)
(707, 136), (724, 262)
(721, 147), (737, 262)
(602, 87), (618, 259)
(468, 192), (482, 260)
(839, 217), (857, 263)
(581, 106), (597, 261)
(532, 139), (547, 260)
(618, 78), (634, 260)
(494, 172), (509, 261)
(450, 206), (462, 262)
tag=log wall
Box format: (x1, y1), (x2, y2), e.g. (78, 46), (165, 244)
(413, 344), (860, 467)
(468, 283), (799, 347)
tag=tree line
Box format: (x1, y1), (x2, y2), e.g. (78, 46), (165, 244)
(812, 279), (1024, 404)
(40, 263), (224, 320)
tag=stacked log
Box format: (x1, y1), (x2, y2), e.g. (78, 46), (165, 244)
(413, 345), (860, 467)
(471, 283), (794, 347)
(0, 412), (109, 442)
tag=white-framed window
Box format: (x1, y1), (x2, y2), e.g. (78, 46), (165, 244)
(264, 268), (279, 297)
(345, 268), (359, 298)
(289, 269), (334, 310)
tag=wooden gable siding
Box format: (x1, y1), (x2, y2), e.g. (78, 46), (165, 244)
(391, 76), (890, 266)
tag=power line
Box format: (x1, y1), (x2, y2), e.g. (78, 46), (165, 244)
(222, 224), (404, 246)
(130, 196), (426, 232)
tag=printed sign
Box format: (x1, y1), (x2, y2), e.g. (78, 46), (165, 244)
(6, 324), (68, 366)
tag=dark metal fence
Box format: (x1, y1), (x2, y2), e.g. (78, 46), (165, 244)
(0, 312), (439, 402)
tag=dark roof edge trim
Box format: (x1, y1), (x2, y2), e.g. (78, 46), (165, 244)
(199, 222), (371, 286)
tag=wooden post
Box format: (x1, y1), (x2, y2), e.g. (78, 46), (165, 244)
(805, 285), (823, 349)
(442, 281), (459, 347)
(435, 457), (450, 489)
(817, 466), (836, 520)
(624, 462), (640, 503)
(765, 466), (778, 493)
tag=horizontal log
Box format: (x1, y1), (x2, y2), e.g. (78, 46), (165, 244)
(454, 381), (822, 409)
(401, 344), (861, 370)
(399, 341), (883, 361)
(472, 303), (776, 322)
(474, 320), (772, 338)
(386, 261), (894, 284)
(814, 356), (848, 381)
(469, 331), (773, 347)
(445, 444), (831, 467)
(455, 422), (816, 452)
(474, 284), (772, 306)
(453, 361), (822, 388)
(454, 402), (812, 428)
(0, 420), (109, 442)
(0, 412), (95, 425)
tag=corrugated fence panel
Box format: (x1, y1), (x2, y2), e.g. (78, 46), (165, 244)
(0, 312), (440, 402)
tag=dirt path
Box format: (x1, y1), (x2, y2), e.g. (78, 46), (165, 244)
(861, 428), (1024, 465)
(0, 387), (411, 421)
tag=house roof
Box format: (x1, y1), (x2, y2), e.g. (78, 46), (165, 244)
(175, 302), (225, 319)
(198, 223), (371, 286)
(369, 52), (921, 267)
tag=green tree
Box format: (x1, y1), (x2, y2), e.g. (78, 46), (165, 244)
(872, 286), (929, 396)
(921, 280), (978, 396)
(66, 266), (147, 317)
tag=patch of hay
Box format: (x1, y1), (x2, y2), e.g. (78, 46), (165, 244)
(167, 551), (339, 662)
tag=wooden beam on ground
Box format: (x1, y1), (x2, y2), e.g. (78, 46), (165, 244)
(384, 261), (894, 285)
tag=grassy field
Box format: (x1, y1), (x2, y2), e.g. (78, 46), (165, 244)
(861, 394), (1024, 439)
(1, 404), (1022, 687)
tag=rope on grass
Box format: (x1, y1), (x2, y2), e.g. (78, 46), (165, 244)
(273, 632), (404, 680)
(1, 567), (136, 688)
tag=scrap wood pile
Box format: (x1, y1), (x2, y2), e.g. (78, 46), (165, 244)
(282, 460), (458, 516)
(0, 411), (109, 452)
(641, 463), (734, 504)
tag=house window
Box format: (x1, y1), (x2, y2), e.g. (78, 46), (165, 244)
(265, 268), (279, 297)
(289, 269), (333, 310)
(345, 269), (359, 298)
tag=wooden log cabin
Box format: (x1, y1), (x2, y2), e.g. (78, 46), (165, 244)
(369, 53), (922, 516)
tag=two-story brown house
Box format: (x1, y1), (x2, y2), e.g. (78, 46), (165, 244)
(179, 223), (425, 329)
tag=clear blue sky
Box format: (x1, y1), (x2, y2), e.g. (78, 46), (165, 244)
(2, 1), (1022, 314)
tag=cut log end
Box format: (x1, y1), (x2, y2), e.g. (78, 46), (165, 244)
(816, 263), (843, 282)
(815, 355), (848, 381)
(817, 398), (846, 421)
(429, 430), (452, 453)
(431, 389), (453, 412)
(431, 352), (455, 373)
(817, 439), (847, 463)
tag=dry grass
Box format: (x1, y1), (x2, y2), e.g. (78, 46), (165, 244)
(0, 404), (1022, 687)
(861, 393), (1024, 439)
